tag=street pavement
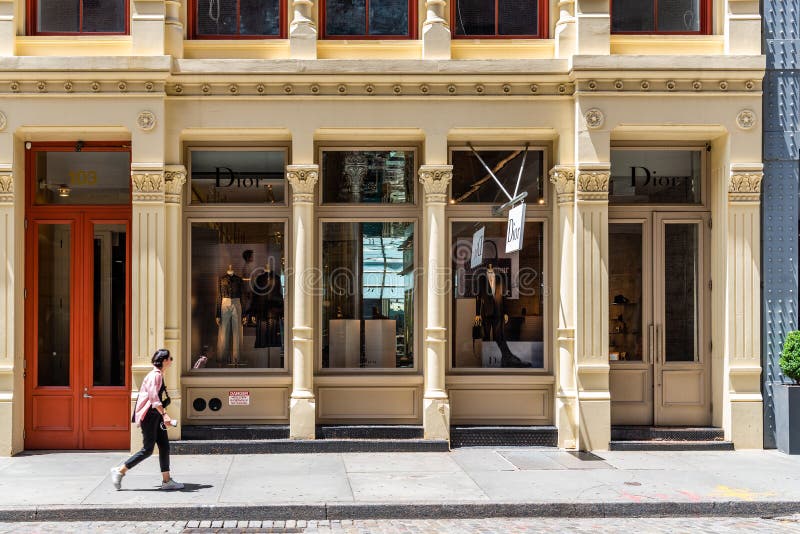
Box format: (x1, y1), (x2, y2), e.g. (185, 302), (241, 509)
(1, 448), (800, 520)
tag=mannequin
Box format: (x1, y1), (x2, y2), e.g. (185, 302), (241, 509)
(248, 262), (284, 349)
(216, 264), (244, 365)
(475, 263), (531, 368)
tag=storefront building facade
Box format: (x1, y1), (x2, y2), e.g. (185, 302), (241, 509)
(0, 0), (765, 454)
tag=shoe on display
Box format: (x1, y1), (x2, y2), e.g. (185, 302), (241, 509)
(110, 467), (124, 491)
(160, 478), (185, 490)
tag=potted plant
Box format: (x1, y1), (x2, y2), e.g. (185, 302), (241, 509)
(777, 331), (800, 454)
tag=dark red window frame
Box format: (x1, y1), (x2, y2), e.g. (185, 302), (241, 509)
(610, 0), (712, 35)
(451, 0), (548, 39)
(188, 0), (287, 39)
(319, 0), (417, 40)
(27, 0), (130, 36)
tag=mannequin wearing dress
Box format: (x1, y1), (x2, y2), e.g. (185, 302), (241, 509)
(248, 263), (284, 349)
(216, 264), (244, 365)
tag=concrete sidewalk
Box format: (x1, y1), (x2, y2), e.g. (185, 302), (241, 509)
(1, 448), (800, 521)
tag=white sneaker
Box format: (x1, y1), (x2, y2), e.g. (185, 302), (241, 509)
(160, 478), (184, 490)
(110, 467), (124, 490)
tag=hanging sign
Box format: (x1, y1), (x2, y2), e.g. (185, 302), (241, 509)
(471, 226), (485, 268)
(505, 203), (526, 253)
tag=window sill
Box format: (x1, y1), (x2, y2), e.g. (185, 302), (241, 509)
(16, 35), (132, 56)
(317, 40), (421, 59)
(183, 39), (290, 60)
(610, 34), (724, 55)
(451, 39), (554, 59)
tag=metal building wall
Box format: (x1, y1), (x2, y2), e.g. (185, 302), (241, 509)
(762, 0), (800, 448)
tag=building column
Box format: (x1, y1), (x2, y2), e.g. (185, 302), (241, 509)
(725, 0), (761, 55)
(421, 0), (450, 59)
(574, 0), (610, 55)
(165, 1), (184, 58)
(287, 165), (318, 439)
(289, 0), (317, 59)
(419, 165), (452, 440)
(554, 0), (576, 59)
(163, 165), (186, 436)
(724, 165), (764, 448)
(550, 166), (579, 449)
(574, 167), (611, 451)
(0, 1), (15, 56)
(130, 164), (166, 450)
(131, 0), (167, 55)
(0, 162), (17, 455)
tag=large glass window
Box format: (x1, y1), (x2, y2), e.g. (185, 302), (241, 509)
(611, 0), (705, 33)
(33, 149), (131, 206)
(454, 0), (542, 37)
(321, 149), (415, 204)
(450, 148), (544, 205)
(190, 222), (286, 369)
(321, 222), (415, 369)
(451, 221), (545, 369)
(609, 148), (702, 205)
(323, 0), (411, 37)
(34, 0), (126, 34)
(192, 0), (282, 38)
(189, 149), (286, 205)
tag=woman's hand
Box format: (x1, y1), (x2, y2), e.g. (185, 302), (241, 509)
(162, 413), (171, 424)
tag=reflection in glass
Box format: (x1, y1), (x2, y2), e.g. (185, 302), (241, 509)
(451, 149), (544, 204)
(34, 151), (131, 205)
(38, 224), (71, 387)
(657, 0), (700, 32)
(191, 222), (286, 369)
(608, 224), (643, 362)
(322, 222), (415, 368)
(664, 224), (698, 362)
(451, 221), (545, 369)
(189, 150), (286, 204)
(321, 150), (415, 204)
(93, 225), (126, 387)
(611, 0), (654, 32)
(609, 149), (701, 204)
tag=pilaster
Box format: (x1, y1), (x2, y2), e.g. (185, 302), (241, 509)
(574, 166), (610, 451)
(0, 1), (14, 56)
(0, 164), (15, 455)
(725, 0), (761, 55)
(422, 0), (450, 60)
(132, 0), (167, 56)
(287, 165), (318, 439)
(419, 165), (452, 441)
(725, 165), (764, 448)
(289, 0), (317, 59)
(574, 0), (610, 56)
(550, 165), (578, 449)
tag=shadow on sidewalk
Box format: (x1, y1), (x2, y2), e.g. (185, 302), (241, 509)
(119, 483), (214, 493)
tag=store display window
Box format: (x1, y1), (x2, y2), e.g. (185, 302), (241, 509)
(451, 221), (545, 369)
(609, 148), (702, 205)
(32, 147), (131, 205)
(321, 149), (415, 204)
(450, 148), (545, 205)
(190, 222), (286, 369)
(189, 149), (287, 205)
(321, 221), (415, 369)
(191, 0), (282, 38)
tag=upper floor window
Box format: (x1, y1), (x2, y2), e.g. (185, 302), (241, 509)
(453, 0), (546, 38)
(611, 0), (709, 34)
(191, 0), (283, 38)
(32, 0), (127, 34)
(322, 0), (414, 38)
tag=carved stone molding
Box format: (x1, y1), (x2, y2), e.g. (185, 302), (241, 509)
(287, 165), (319, 204)
(131, 169), (165, 203)
(737, 109), (757, 130)
(418, 165), (453, 204)
(584, 108), (604, 129)
(576, 170), (610, 201)
(137, 110), (156, 131)
(728, 170), (763, 202)
(549, 166), (575, 204)
(164, 165), (187, 204)
(0, 173), (13, 205)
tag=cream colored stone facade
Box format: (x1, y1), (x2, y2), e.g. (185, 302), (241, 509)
(0, 0), (765, 455)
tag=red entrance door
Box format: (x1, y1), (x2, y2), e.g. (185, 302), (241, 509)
(24, 143), (132, 450)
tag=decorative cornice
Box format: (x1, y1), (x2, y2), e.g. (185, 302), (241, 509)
(577, 78), (760, 94)
(549, 166), (575, 204)
(418, 165), (453, 204)
(0, 173), (13, 205)
(286, 165), (319, 203)
(164, 165), (187, 204)
(728, 170), (763, 202)
(576, 170), (610, 201)
(131, 168), (165, 203)
(0, 80), (166, 95)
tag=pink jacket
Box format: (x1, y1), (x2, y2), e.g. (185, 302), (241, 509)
(133, 367), (164, 426)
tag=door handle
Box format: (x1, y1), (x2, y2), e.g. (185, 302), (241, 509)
(83, 387), (93, 399)
(648, 324), (654, 363)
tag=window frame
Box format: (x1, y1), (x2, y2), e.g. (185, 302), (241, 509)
(27, 0), (130, 36)
(187, 0), (287, 40)
(319, 0), (417, 40)
(610, 0), (712, 35)
(451, 0), (548, 39)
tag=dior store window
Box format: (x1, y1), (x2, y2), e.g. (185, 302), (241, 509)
(186, 148), (289, 370)
(448, 146), (548, 370)
(318, 147), (418, 370)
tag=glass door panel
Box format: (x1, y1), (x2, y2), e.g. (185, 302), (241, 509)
(608, 223), (644, 362)
(663, 223), (699, 363)
(37, 224), (71, 387)
(92, 224), (127, 387)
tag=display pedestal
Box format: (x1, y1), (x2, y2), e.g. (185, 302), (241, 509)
(329, 319), (360, 368)
(364, 319), (396, 367)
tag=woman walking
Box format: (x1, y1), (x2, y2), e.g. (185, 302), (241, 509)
(110, 349), (184, 490)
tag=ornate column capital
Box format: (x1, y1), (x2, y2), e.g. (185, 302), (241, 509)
(728, 168), (763, 203)
(164, 164), (187, 204)
(576, 168), (610, 201)
(287, 164), (319, 204)
(131, 164), (165, 203)
(0, 165), (14, 205)
(419, 165), (453, 204)
(549, 165), (575, 205)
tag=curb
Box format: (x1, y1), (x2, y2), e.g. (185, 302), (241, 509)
(2, 501), (800, 522)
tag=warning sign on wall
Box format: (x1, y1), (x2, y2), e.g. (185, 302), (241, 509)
(228, 390), (250, 406)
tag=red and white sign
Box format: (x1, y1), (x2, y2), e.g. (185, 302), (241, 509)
(228, 390), (250, 406)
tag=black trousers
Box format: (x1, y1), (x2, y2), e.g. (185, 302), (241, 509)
(124, 408), (170, 472)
